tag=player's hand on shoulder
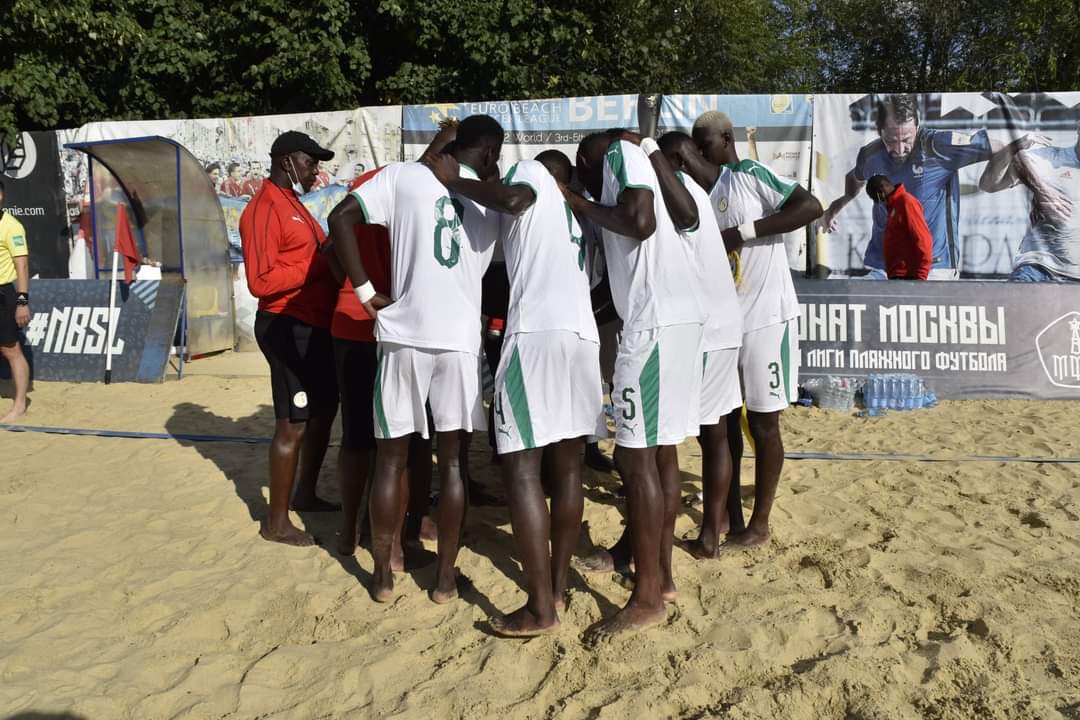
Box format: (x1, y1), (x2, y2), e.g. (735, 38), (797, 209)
(423, 152), (460, 186)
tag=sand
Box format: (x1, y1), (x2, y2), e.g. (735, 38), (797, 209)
(1, 352), (1078, 720)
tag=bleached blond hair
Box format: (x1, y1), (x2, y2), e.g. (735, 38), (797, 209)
(692, 111), (734, 136)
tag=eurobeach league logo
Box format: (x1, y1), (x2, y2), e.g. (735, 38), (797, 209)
(1036, 311), (1080, 389)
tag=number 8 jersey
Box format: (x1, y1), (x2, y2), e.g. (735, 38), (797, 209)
(350, 161), (499, 353)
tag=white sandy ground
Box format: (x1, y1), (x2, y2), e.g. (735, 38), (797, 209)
(1, 352), (1079, 719)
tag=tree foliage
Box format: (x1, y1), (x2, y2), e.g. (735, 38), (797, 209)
(3, 0), (1080, 142)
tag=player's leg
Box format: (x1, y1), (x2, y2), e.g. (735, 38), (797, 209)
(656, 444), (681, 601)
(404, 433), (434, 545)
(291, 324), (340, 512)
(427, 349), (485, 603)
(0, 341), (28, 423)
(368, 342), (435, 600)
(332, 339), (377, 555)
(731, 320), (797, 547)
(254, 312), (313, 546)
(490, 446), (556, 635)
(548, 437), (585, 611)
(726, 409), (746, 533)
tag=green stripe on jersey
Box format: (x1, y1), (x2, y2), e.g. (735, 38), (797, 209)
(780, 321), (792, 402)
(505, 346), (536, 449)
(728, 159), (797, 206)
(640, 343), (661, 447)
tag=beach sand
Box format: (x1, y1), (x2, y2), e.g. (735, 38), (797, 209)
(2, 352), (1078, 719)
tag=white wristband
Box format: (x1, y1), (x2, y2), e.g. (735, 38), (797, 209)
(353, 281), (376, 304)
(640, 137), (660, 156)
(737, 221), (757, 241)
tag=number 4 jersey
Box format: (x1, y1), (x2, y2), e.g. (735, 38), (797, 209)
(350, 161), (498, 353)
(500, 159), (599, 343)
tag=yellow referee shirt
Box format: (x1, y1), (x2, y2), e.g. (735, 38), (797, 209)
(0, 212), (28, 285)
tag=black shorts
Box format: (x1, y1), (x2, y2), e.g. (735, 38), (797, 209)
(0, 283), (19, 346)
(333, 337), (378, 450)
(254, 311), (338, 423)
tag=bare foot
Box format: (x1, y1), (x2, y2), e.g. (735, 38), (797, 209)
(0, 404), (27, 425)
(590, 601), (667, 642)
(259, 522), (315, 547)
(370, 568), (395, 603)
(290, 496), (342, 512)
(677, 536), (720, 560)
(724, 526), (770, 548)
(390, 543), (405, 573)
(489, 605), (559, 637)
(554, 594), (568, 614)
(614, 573), (678, 604)
(573, 549), (614, 573)
(431, 570), (461, 604)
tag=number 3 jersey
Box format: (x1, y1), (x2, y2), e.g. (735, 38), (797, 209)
(500, 159), (599, 343)
(350, 161), (498, 353)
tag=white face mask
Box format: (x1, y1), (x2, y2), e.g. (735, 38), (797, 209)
(286, 157), (305, 196)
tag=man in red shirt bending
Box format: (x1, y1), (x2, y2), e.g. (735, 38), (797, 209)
(239, 131), (341, 546)
(866, 175), (932, 280)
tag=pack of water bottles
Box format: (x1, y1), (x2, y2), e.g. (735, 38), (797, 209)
(861, 373), (938, 415)
(801, 376), (860, 411)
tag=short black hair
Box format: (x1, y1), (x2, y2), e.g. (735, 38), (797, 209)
(455, 114), (504, 150)
(535, 149), (572, 184)
(578, 131), (612, 160)
(875, 95), (919, 130)
(658, 131), (694, 155)
(866, 174), (891, 200)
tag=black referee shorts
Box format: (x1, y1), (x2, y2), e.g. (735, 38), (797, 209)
(254, 311), (338, 423)
(0, 283), (20, 346)
(333, 337), (378, 450)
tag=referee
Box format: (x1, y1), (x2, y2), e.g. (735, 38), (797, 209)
(239, 131), (341, 546)
(0, 179), (31, 424)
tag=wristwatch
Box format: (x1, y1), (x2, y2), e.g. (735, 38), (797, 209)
(15, 292), (29, 306)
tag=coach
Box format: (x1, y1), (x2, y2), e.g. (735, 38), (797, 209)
(0, 179), (30, 424)
(239, 131), (341, 546)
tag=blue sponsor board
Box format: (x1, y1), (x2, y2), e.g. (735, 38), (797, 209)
(12, 278), (185, 383)
(657, 94), (813, 140)
(795, 276), (1080, 399)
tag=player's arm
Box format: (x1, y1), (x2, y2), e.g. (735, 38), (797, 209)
(904, 197), (933, 280)
(565, 187), (656, 241)
(615, 131), (697, 230)
(241, 212), (308, 298)
(13, 254), (30, 328)
(721, 185), (822, 253)
(328, 195), (390, 318)
(425, 153), (536, 215)
(978, 135), (1048, 193)
(822, 168), (865, 233)
(419, 118), (459, 163)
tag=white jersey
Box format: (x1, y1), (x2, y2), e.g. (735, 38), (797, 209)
(600, 140), (704, 332)
(709, 159), (799, 332)
(500, 160), (599, 342)
(1014, 144), (1080, 278)
(678, 170), (742, 350)
(351, 161), (498, 353)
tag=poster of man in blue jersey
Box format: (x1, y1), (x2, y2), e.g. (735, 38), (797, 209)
(813, 92), (1080, 280)
(817, 94), (998, 280)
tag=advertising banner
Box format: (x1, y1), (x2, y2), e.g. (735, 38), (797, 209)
(812, 92), (1080, 280)
(795, 276), (1080, 398)
(401, 95), (642, 166)
(1, 131), (70, 278)
(657, 93), (814, 271)
(14, 278), (185, 383)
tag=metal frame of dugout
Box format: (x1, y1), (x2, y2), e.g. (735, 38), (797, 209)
(63, 136), (237, 372)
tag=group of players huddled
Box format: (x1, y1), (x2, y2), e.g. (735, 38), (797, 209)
(239, 111), (822, 639)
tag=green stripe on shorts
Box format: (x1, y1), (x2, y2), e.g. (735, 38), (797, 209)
(505, 346), (535, 449)
(373, 346), (390, 439)
(640, 343), (661, 446)
(780, 321), (792, 403)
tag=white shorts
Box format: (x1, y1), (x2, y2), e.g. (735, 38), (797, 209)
(701, 347), (742, 425)
(739, 319), (798, 413)
(493, 331), (605, 454)
(373, 342), (486, 439)
(612, 323), (703, 449)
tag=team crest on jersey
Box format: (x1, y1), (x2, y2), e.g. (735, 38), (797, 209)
(912, 165), (925, 177)
(718, 197), (729, 212)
